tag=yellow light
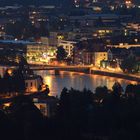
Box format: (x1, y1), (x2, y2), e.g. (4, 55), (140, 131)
(106, 30), (111, 33)
(4, 103), (10, 107)
(125, 0), (132, 4)
(7, 69), (13, 76)
(57, 35), (64, 40)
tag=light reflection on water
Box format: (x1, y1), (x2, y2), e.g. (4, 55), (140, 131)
(35, 70), (137, 97)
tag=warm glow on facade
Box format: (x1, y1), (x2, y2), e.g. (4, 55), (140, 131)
(94, 52), (108, 67)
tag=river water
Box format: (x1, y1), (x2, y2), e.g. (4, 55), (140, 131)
(35, 70), (137, 97)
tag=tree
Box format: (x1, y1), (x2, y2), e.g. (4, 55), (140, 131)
(12, 68), (25, 93)
(120, 55), (139, 73)
(3, 69), (13, 93)
(0, 68), (26, 94)
(125, 84), (136, 97)
(56, 46), (67, 62)
(59, 87), (93, 119)
(8, 95), (45, 140)
(42, 84), (50, 96)
(0, 110), (16, 140)
(112, 82), (123, 96)
(95, 86), (108, 102)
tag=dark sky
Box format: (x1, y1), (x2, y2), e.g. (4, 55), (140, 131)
(1, 0), (140, 6)
(0, 0), (62, 6)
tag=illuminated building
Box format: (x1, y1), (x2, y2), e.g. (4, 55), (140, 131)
(125, 0), (132, 4)
(26, 43), (56, 64)
(25, 75), (43, 93)
(86, 51), (108, 66)
(96, 29), (113, 37)
(74, 46), (108, 66)
(26, 44), (48, 63)
(33, 96), (58, 117)
(124, 0), (134, 8)
(0, 65), (16, 78)
(107, 43), (140, 49)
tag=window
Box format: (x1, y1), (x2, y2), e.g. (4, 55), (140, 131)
(25, 83), (28, 88)
(30, 82), (32, 87)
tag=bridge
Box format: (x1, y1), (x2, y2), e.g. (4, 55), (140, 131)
(30, 65), (92, 74)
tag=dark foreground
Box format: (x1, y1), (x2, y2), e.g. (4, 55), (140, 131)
(0, 83), (140, 140)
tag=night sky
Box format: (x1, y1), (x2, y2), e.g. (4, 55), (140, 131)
(0, 0), (61, 6)
(1, 0), (140, 6)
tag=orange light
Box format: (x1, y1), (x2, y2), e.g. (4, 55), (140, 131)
(7, 69), (13, 76)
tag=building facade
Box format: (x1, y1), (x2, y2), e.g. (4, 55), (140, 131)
(94, 51), (108, 67)
(25, 75), (43, 93)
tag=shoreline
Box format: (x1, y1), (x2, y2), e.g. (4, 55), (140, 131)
(90, 70), (140, 83)
(32, 66), (140, 82)
(58, 69), (140, 83)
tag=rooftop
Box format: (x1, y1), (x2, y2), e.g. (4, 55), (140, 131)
(0, 40), (36, 45)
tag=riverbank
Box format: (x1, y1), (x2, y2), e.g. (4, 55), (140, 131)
(61, 68), (140, 82)
(90, 70), (140, 83)
(31, 64), (140, 83)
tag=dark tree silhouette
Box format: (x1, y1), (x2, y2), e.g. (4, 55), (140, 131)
(8, 95), (45, 140)
(112, 81), (123, 96)
(125, 84), (136, 97)
(0, 110), (17, 140)
(120, 55), (139, 73)
(56, 46), (67, 62)
(95, 86), (108, 102)
(13, 68), (25, 93)
(1, 83), (140, 140)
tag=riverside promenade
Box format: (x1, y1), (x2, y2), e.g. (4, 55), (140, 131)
(90, 68), (140, 83)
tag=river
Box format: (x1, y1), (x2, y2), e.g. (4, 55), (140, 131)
(35, 70), (137, 97)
